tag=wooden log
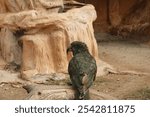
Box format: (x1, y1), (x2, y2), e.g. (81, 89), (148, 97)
(23, 85), (116, 100)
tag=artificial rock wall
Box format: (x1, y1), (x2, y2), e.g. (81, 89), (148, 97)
(0, 0), (99, 79)
(78, 0), (150, 35)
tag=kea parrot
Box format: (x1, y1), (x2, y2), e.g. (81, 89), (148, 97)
(67, 41), (97, 100)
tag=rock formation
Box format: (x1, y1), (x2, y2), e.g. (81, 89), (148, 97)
(0, 0), (99, 79)
(82, 0), (150, 36)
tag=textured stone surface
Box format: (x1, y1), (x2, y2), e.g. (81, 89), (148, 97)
(0, 0), (64, 13)
(0, 1), (99, 79)
(82, 0), (150, 35)
(0, 28), (22, 65)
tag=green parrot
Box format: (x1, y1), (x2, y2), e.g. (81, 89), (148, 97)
(67, 41), (97, 100)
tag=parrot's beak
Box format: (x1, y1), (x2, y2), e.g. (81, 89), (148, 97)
(67, 46), (72, 53)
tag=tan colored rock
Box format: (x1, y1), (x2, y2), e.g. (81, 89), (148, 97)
(0, 0), (64, 13)
(20, 5), (98, 79)
(0, 1), (99, 79)
(0, 28), (22, 65)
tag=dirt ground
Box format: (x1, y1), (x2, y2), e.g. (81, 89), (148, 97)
(0, 34), (150, 100)
(94, 34), (150, 100)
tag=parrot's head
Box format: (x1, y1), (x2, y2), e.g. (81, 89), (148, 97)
(67, 41), (89, 56)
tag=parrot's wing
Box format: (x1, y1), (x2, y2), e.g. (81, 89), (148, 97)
(68, 56), (90, 99)
(68, 57), (83, 88)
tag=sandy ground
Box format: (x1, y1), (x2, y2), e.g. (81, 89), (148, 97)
(93, 35), (150, 99)
(0, 34), (150, 100)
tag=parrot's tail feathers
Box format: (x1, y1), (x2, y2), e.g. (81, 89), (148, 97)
(79, 89), (89, 100)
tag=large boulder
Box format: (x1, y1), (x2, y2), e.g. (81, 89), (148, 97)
(0, 0), (99, 79)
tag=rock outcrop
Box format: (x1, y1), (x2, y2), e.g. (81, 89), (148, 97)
(82, 0), (150, 36)
(0, 0), (99, 79)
